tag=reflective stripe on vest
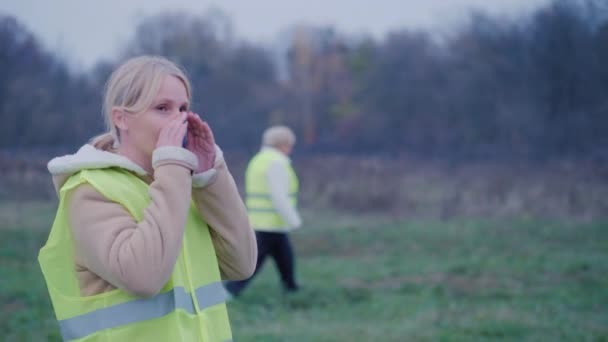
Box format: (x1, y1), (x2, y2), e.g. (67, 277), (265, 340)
(246, 193), (298, 198)
(246, 194), (297, 211)
(60, 282), (227, 341)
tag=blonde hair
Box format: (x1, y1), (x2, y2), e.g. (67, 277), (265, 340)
(91, 56), (192, 150)
(262, 125), (296, 148)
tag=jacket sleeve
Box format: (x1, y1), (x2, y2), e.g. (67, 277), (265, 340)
(267, 161), (302, 228)
(68, 150), (196, 298)
(191, 150), (257, 281)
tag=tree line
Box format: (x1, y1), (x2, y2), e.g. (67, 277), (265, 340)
(1, 0), (607, 160)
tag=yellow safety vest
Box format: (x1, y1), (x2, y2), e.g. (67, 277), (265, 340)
(245, 148), (299, 232)
(38, 168), (232, 341)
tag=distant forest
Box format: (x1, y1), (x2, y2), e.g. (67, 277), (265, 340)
(1, 0), (607, 160)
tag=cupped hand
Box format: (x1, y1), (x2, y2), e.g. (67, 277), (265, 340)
(185, 112), (216, 173)
(156, 112), (188, 148)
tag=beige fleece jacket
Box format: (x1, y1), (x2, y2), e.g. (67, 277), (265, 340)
(47, 144), (257, 297)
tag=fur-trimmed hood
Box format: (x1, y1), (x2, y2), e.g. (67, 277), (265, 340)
(47, 144), (148, 194)
(48, 144), (223, 194)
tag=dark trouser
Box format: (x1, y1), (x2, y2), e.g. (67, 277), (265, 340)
(225, 231), (298, 297)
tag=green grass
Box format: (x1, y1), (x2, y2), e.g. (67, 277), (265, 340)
(1, 203), (607, 341)
(0, 201), (62, 341)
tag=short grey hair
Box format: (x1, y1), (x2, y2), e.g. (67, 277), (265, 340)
(262, 125), (296, 147)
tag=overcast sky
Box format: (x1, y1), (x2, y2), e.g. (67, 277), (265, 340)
(1, 0), (550, 70)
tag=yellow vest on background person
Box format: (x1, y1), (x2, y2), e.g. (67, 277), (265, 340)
(38, 168), (232, 342)
(245, 148), (299, 232)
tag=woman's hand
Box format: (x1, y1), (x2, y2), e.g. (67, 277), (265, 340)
(156, 112), (188, 148)
(185, 112), (216, 173)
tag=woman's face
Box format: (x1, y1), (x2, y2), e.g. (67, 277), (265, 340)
(278, 143), (294, 156)
(125, 75), (189, 159)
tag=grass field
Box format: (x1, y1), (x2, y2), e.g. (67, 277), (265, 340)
(1, 202), (607, 341)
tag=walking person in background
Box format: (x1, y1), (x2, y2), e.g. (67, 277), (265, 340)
(39, 55), (257, 341)
(225, 126), (302, 297)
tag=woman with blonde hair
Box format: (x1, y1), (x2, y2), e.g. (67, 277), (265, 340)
(39, 55), (256, 341)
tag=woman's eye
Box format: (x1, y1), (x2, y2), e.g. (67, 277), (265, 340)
(180, 107), (188, 112)
(157, 105), (168, 111)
